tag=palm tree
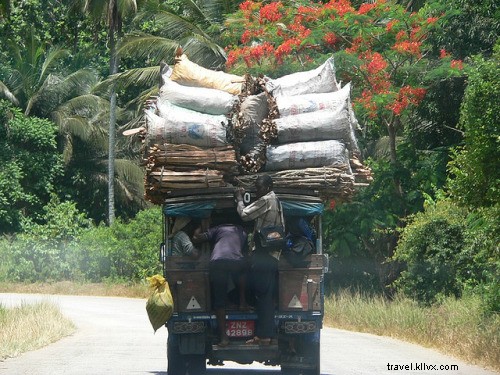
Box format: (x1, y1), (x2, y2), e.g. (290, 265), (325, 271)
(0, 28), (97, 117)
(70, 0), (144, 225)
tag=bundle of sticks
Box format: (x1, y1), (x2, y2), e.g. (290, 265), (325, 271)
(144, 144), (238, 173)
(234, 166), (356, 200)
(144, 169), (227, 205)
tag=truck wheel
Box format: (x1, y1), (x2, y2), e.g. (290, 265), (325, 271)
(281, 333), (320, 375)
(167, 335), (206, 375)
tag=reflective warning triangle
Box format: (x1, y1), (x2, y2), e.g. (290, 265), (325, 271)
(186, 296), (201, 310)
(288, 294), (303, 309)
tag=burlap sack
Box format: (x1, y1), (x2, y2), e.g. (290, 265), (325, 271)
(146, 274), (174, 332)
(170, 54), (245, 95)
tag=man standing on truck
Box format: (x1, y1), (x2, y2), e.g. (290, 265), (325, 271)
(193, 221), (250, 347)
(234, 174), (283, 346)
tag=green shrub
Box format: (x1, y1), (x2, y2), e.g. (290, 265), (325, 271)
(73, 206), (162, 281)
(393, 200), (500, 312)
(392, 200), (468, 304)
(4, 196), (92, 282)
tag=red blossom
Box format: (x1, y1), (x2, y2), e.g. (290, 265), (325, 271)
(427, 17), (438, 24)
(358, 3), (376, 15)
(451, 59), (463, 70)
(240, 1), (256, 11)
(387, 86), (426, 115)
(393, 41), (422, 57)
(275, 38), (301, 63)
(323, 32), (339, 47)
(386, 20), (397, 31)
(346, 36), (363, 54)
(356, 90), (378, 118)
(329, 200), (336, 210)
(325, 0), (354, 17)
(241, 29), (252, 44)
(259, 2), (283, 23)
(440, 49), (450, 59)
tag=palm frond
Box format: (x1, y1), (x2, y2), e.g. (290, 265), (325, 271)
(39, 46), (70, 84)
(118, 34), (179, 64)
(95, 65), (161, 94)
(180, 34), (227, 69)
(152, 11), (211, 40)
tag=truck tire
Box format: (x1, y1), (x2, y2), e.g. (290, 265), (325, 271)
(167, 333), (207, 375)
(281, 333), (320, 375)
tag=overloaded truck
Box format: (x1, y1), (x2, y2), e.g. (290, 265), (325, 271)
(128, 50), (372, 374)
(161, 187), (327, 375)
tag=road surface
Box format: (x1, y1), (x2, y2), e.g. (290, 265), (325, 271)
(0, 293), (497, 375)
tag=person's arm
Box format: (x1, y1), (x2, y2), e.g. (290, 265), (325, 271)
(177, 231), (200, 259)
(237, 197), (268, 222)
(192, 226), (209, 244)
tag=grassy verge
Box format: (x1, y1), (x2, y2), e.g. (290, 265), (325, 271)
(0, 301), (76, 360)
(0, 281), (149, 298)
(324, 289), (500, 372)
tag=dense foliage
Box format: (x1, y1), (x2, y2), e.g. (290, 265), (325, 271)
(0, 202), (162, 282)
(0, 101), (62, 232)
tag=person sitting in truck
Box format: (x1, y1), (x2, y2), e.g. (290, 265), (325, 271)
(193, 221), (250, 347)
(234, 174), (282, 346)
(170, 216), (200, 258)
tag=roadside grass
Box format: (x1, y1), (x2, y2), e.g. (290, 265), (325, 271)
(324, 289), (500, 372)
(0, 301), (76, 360)
(0, 281), (149, 298)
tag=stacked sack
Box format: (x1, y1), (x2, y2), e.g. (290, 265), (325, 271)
(135, 53), (372, 203)
(236, 57), (371, 199)
(141, 52), (255, 204)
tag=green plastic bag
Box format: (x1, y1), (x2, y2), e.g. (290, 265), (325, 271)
(146, 274), (174, 332)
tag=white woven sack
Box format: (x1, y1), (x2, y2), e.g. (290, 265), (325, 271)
(265, 140), (349, 171)
(265, 56), (340, 96)
(160, 65), (238, 115)
(276, 83), (351, 117)
(146, 103), (228, 148)
(275, 106), (351, 145)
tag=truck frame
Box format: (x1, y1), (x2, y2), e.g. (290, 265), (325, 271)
(160, 187), (328, 375)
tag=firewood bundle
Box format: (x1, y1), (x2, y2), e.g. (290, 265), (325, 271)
(144, 144), (238, 173)
(145, 168), (226, 204)
(235, 166), (356, 200)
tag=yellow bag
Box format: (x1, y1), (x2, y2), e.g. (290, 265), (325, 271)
(146, 274), (174, 332)
(170, 54), (244, 95)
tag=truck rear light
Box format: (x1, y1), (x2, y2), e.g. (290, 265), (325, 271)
(172, 321), (205, 334)
(282, 320), (317, 334)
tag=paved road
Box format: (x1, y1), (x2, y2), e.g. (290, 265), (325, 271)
(0, 293), (497, 375)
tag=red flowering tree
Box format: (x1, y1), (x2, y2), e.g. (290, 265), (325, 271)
(223, 0), (464, 176)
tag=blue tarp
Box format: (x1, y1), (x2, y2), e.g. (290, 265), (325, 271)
(281, 201), (324, 216)
(164, 200), (323, 217)
(163, 202), (215, 218)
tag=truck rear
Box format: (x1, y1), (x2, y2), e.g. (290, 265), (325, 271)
(161, 187), (328, 375)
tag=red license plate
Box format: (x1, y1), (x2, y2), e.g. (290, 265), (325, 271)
(226, 320), (254, 338)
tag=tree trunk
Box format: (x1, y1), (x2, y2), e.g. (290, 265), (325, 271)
(107, 5), (119, 225)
